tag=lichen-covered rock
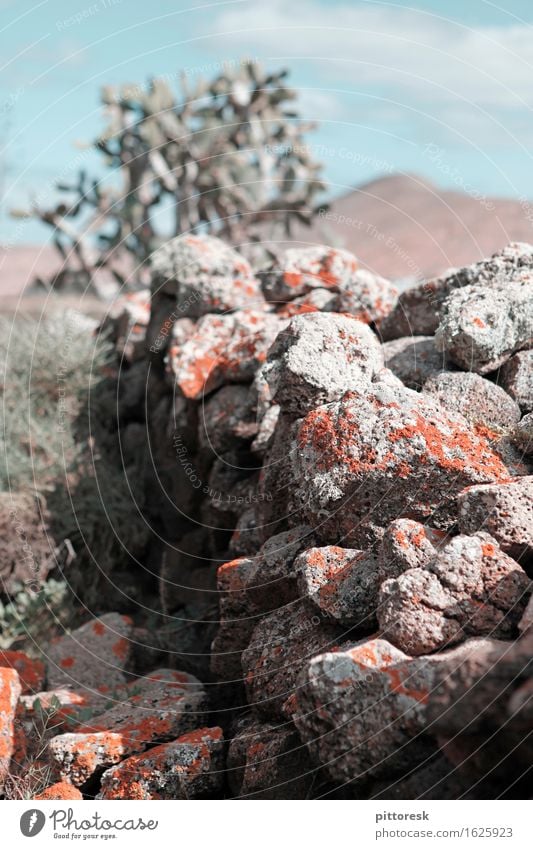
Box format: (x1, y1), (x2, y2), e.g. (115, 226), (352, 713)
(295, 546), (379, 628)
(378, 533), (531, 654)
(376, 519), (448, 582)
(426, 631), (533, 735)
(46, 613), (134, 692)
(380, 269), (472, 341)
(0, 651), (45, 695)
(499, 350), (533, 412)
(98, 727), (224, 799)
(168, 310), (286, 399)
(435, 282), (533, 373)
(264, 312), (383, 416)
(241, 603), (341, 719)
(381, 242), (533, 342)
(255, 412), (299, 540)
(211, 527), (314, 681)
(293, 636), (519, 785)
(291, 637), (493, 783)
(227, 715), (314, 798)
(34, 781), (83, 800)
(457, 477), (533, 564)
(0, 668), (21, 792)
(293, 379), (511, 547)
(423, 371), (521, 430)
(47, 670), (207, 785)
(382, 336), (448, 390)
(260, 246), (359, 302)
(278, 288), (337, 316)
(333, 268), (398, 325)
(151, 233), (262, 313)
(228, 507), (263, 557)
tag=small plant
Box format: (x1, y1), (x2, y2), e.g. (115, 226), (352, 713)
(12, 63), (327, 290)
(4, 695), (63, 800)
(0, 580), (73, 652)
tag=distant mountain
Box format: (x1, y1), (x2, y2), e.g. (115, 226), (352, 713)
(2, 175), (533, 302)
(302, 174), (533, 281)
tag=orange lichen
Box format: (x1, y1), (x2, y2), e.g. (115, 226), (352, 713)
(112, 638), (129, 659)
(384, 667), (429, 705)
(283, 271), (303, 289)
(0, 650), (45, 694)
(35, 781), (83, 800)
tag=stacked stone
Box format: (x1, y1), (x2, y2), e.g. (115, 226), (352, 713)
(7, 237), (529, 800)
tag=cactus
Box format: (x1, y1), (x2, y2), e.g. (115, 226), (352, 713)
(13, 62), (327, 291)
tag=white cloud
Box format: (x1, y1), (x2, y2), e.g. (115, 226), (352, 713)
(207, 0), (533, 145)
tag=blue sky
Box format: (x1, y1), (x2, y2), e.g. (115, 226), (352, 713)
(2, 0), (533, 243)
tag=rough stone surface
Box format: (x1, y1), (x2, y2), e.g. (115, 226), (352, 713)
(295, 546), (380, 627)
(211, 527), (314, 682)
(264, 312), (383, 416)
(293, 378), (512, 547)
(0, 667), (21, 792)
(426, 632), (532, 735)
(380, 269), (469, 341)
(151, 233), (262, 313)
(241, 603), (341, 719)
(435, 281), (533, 373)
(46, 613), (134, 692)
(457, 477), (533, 564)
(383, 336), (448, 390)
(423, 371), (521, 431)
(168, 310), (286, 399)
(291, 637), (487, 783)
(35, 781), (83, 800)
(47, 670), (207, 785)
(499, 350), (533, 412)
(511, 413), (533, 455)
(259, 246), (360, 302)
(382, 242), (533, 342)
(378, 533), (531, 654)
(376, 519), (448, 583)
(227, 715), (315, 798)
(197, 384), (255, 457)
(98, 727), (224, 799)
(519, 593), (533, 633)
(333, 268), (398, 325)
